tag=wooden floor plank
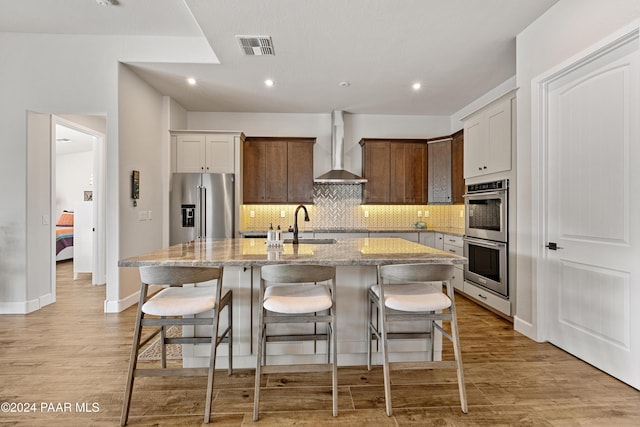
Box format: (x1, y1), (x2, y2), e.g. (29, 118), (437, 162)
(0, 261), (638, 425)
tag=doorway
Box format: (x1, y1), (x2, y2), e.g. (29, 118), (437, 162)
(534, 28), (640, 389)
(52, 116), (106, 288)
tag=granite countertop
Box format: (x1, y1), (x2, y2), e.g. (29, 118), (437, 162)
(119, 237), (466, 268)
(240, 227), (465, 237)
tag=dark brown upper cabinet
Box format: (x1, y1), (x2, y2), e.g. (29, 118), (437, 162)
(360, 138), (428, 204)
(427, 130), (464, 205)
(243, 137), (315, 204)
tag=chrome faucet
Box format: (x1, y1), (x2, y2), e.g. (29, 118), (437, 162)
(293, 204), (310, 244)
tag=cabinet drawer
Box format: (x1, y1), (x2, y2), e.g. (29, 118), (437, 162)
(443, 234), (463, 247)
(443, 243), (463, 256)
(463, 281), (511, 316)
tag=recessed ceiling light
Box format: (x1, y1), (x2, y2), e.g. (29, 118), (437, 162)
(186, 77), (197, 86)
(264, 79), (275, 87)
(412, 82), (422, 91)
(339, 81), (350, 88)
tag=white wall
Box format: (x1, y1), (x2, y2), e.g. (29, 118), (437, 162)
(514, 0), (640, 339)
(0, 32), (215, 313)
(114, 64), (166, 308)
(187, 112), (451, 177)
(55, 150), (93, 220)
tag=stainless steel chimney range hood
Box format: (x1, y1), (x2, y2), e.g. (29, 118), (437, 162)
(314, 110), (367, 184)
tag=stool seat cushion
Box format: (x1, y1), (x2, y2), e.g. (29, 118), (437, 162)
(264, 284), (332, 314)
(371, 283), (451, 312)
(142, 286), (222, 316)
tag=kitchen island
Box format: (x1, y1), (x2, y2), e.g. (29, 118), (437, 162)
(119, 237), (466, 368)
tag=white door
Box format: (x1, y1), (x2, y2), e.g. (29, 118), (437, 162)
(543, 32), (639, 389)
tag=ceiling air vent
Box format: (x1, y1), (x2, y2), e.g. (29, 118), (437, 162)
(236, 36), (275, 56)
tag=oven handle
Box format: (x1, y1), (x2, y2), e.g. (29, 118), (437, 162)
(463, 236), (506, 248)
(462, 191), (504, 198)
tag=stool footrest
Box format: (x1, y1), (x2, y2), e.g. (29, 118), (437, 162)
(134, 367), (210, 377)
(389, 361), (458, 371)
(265, 334), (328, 342)
(260, 364), (332, 374)
(370, 332), (431, 340)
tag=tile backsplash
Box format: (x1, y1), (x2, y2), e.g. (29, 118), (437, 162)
(241, 184), (464, 231)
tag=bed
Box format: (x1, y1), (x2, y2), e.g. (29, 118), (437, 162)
(56, 211), (74, 262)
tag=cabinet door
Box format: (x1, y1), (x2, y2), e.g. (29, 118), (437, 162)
(263, 140), (288, 203)
(243, 139), (267, 202)
(406, 143), (427, 204)
(287, 140), (314, 203)
(362, 141), (390, 203)
(485, 98), (512, 175)
(427, 140), (452, 204)
(205, 134), (234, 173)
(451, 130), (465, 204)
(463, 96), (512, 178)
(419, 231), (435, 248)
(463, 114), (484, 178)
(390, 142), (427, 204)
(176, 134), (206, 172)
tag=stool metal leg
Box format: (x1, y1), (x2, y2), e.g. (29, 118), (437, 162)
(120, 284), (148, 426)
(253, 304), (266, 421)
(447, 283), (468, 413)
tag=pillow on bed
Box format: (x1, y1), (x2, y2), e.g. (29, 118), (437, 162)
(56, 211), (74, 226)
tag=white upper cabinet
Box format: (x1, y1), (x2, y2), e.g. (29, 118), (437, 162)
(463, 94), (514, 179)
(175, 133), (236, 173)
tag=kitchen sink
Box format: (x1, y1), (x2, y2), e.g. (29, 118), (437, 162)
(283, 238), (337, 244)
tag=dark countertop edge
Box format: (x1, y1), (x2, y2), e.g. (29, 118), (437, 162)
(239, 227), (464, 236)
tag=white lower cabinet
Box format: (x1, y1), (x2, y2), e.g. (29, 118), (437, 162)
(443, 235), (463, 292)
(420, 232), (464, 292)
(419, 231), (435, 247)
(463, 280), (511, 316)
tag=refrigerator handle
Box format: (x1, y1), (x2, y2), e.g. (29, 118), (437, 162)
(200, 186), (206, 238)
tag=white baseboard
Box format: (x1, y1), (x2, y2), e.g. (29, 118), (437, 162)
(103, 291), (139, 313)
(514, 315), (541, 342)
(0, 298), (40, 314)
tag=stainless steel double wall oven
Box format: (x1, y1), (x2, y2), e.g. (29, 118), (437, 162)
(463, 179), (509, 297)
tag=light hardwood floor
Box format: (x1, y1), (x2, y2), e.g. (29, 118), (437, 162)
(1, 261), (639, 426)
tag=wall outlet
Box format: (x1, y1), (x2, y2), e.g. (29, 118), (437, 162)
(459, 210), (464, 218)
(364, 210), (369, 218)
(249, 210), (255, 218)
(425, 210), (430, 218)
(280, 210), (286, 218)
(417, 210), (422, 218)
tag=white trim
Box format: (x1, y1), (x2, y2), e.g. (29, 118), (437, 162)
(513, 315), (537, 341)
(459, 88), (518, 121)
(104, 292), (138, 313)
(103, 284), (163, 313)
(0, 298), (41, 314)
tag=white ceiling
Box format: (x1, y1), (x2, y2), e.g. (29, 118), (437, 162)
(2, 0), (559, 115)
(55, 125), (94, 155)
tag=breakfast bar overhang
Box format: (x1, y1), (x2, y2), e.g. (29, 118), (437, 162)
(119, 237), (466, 368)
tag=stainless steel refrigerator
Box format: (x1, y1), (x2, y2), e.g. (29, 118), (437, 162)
(170, 173), (234, 245)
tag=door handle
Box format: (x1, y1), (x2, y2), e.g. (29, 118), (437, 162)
(545, 242), (564, 250)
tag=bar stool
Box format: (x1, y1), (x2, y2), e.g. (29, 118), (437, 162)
(253, 264), (338, 421)
(121, 266), (232, 425)
(367, 263), (467, 416)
